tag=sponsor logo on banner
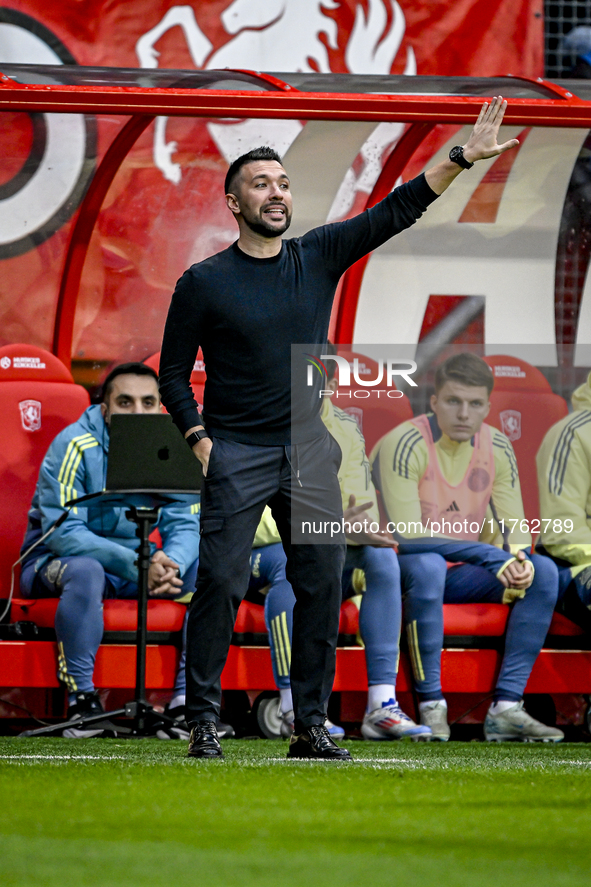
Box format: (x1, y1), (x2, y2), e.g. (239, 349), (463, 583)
(0, 356), (46, 370)
(494, 366), (526, 379)
(17, 357), (45, 369)
(500, 410), (522, 441)
(19, 400), (42, 432)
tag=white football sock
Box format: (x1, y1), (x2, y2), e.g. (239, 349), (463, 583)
(419, 699), (447, 712)
(489, 700), (518, 715)
(279, 688), (293, 714)
(367, 684), (396, 712)
(169, 694), (186, 710)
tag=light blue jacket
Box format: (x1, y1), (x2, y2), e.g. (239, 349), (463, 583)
(21, 405), (200, 582)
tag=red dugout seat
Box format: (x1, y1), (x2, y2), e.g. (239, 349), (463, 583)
(10, 597), (367, 642)
(484, 355), (568, 525)
(10, 597), (187, 632)
(0, 344), (90, 598)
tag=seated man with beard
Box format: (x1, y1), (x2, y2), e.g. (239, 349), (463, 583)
(19, 363), (203, 737)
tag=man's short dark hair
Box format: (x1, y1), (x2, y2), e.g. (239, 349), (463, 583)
(101, 362), (159, 402)
(434, 352), (494, 396)
(224, 146), (283, 195)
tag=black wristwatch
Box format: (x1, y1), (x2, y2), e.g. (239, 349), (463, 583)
(449, 145), (474, 169)
(186, 428), (210, 449)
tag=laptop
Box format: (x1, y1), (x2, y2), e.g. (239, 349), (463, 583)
(106, 413), (203, 494)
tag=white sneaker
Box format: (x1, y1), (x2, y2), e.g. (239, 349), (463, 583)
(419, 700), (451, 742)
(361, 703), (432, 741)
(325, 718), (345, 740)
(484, 701), (564, 743)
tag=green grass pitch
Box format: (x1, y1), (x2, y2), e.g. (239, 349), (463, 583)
(1, 737), (590, 886)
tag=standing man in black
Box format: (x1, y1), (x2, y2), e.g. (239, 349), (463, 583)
(159, 97), (518, 760)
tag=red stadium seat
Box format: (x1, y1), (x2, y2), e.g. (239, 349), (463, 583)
(332, 349), (413, 453)
(547, 611), (585, 637)
(339, 597), (361, 635)
(9, 597), (367, 642)
(483, 355), (568, 525)
(144, 350), (205, 409)
(329, 600), (583, 642)
(233, 599), (266, 635)
(10, 596), (187, 632)
(442, 603), (508, 636)
(0, 344), (90, 598)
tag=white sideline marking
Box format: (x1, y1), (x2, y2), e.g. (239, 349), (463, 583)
(552, 760), (591, 766)
(244, 756), (591, 770)
(0, 754), (127, 761)
(1, 754), (589, 770)
(249, 757), (448, 767)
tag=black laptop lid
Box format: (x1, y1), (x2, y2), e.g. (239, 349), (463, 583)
(106, 414), (202, 493)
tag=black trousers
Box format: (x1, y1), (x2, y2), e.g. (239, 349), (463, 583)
(186, 431), (346, 733)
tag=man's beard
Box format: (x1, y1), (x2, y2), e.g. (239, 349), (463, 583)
(242, 207), (292, 238)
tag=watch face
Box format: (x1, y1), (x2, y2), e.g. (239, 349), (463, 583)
(450, 146), (472, 168)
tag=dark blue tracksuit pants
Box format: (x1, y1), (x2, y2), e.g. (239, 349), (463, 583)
(397, 541), (559, 702)
(186, 432), (345, 733)
(20, 555), (197, 697)
(253, 542), (401, 691)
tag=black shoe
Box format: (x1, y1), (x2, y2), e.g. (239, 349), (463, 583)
(62, 691), (114, 738)
(157, 706), (235, 741)
(187, 721), (224, 758)
(287, 724), (353, 761)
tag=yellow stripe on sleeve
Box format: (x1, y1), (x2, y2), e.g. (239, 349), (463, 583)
(59, 437), (98, 510)
(57, 434), (94, 485)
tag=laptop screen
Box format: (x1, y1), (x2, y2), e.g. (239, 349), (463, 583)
(106, 414), (202, 493)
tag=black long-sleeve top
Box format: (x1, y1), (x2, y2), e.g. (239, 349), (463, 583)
(159, 173), (438, 446)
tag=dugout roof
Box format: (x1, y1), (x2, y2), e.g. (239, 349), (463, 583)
(2, 65), (591, 381)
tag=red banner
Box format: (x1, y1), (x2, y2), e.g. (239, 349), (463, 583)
(0, 1), (544, 372)
(1, 1), (543, 75)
